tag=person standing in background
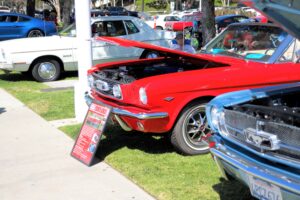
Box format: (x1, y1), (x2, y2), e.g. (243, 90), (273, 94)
(171, 32), (196, 54)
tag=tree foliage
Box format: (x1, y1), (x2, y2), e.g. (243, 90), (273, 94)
(146, 0), (167, 10)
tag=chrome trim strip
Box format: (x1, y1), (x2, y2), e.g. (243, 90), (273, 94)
(213, 154), (230, 180)
(85, 93), (169, 120)
(112, 107), (168, 120)
(270, 35), (294, 64)
(11, 48), (76, 55)
(211, 145), (300, 195)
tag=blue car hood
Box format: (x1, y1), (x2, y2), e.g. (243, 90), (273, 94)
(208, 82), (300, 108)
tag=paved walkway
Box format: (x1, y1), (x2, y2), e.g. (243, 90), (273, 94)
(0, 88), (155, 200)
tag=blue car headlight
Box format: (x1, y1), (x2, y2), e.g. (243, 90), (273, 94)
(208, 105), (228, 137)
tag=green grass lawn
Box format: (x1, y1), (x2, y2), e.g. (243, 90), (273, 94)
(61, 123), (254, 200)
(1, 71), (253, 200)
(0, 71), (75, 120)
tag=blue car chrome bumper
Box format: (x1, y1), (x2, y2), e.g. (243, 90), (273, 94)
(211, 135), (300, 200)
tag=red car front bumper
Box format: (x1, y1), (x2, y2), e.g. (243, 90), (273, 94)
(85, 92), (170, 133)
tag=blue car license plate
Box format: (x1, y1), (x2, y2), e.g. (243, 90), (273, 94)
(248, 175), (282, 200)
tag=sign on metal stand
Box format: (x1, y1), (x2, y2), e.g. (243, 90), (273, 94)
(71, 102), (111, 166)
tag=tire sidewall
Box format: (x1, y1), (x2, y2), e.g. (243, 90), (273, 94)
(28, 29), (44, 37)
(171, 101), (210, 155)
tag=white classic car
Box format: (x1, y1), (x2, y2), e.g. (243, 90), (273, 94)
(0, 16), (174, 82)
(145, 14), (181, 30)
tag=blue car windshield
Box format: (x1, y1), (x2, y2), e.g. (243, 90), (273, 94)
(202, 24), (287, 62)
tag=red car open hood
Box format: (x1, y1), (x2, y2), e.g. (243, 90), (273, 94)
(96, 36), (229, 65)
(242, 0), (300, 40)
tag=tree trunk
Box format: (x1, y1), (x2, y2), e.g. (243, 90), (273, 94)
(141, 0), (144, 12)
(42, 0), (61, 23)
(61, 0), (73, 27)
(26, 0), (36, 17)
(54, 2), (61, 23)
(201, 0), (215, 46)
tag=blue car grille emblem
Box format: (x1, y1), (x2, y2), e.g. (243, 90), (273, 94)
(244, 121), (281, 151)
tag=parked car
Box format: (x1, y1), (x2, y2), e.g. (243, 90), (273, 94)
(240, 6), (260, 16)
(0, 12), (57, 41)
(215, 14), (249, 33)
(85, 21), (300, 155)
(0, 16), (174, 82)
(145, 14), (181, 30)
(207, 0), (300, 199)
(91, 7), (138, 18)
(0, 6), (10, 13)
(165, 12), (202, 32)
(166, 13), (248, 34)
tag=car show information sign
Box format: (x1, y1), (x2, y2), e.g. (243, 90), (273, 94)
(71, 102), (111, 166)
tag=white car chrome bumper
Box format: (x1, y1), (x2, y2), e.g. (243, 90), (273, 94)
(0, 62), (29, 72)
(0, 62), (14, 70)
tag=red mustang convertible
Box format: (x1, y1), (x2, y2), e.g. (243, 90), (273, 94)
(85, 23), (300, 155)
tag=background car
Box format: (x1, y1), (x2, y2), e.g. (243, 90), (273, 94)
(0, 6), (10, 13)
(0, 12), (57, 40)
(85, 21), (300, 156)
(215, 14), (249, 33)
(91, 7), (138, 18)
(0, 16), (174, 82)
(145, 14), (181, 30)
(165, 12), (202, 32)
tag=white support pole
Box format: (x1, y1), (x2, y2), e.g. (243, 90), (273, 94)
(74, 0), (92, 122)
(199, 0), (202, 11)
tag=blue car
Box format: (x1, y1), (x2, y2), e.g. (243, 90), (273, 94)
(0, 13), (57, 40)
(206, 0), (300, 199)
(207, 83), (300, 200)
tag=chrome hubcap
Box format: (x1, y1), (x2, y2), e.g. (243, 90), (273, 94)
(183, 105), (211, 150)
(38, 62), (56, 80)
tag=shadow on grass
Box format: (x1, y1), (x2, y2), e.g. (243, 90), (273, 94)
(62, 71), (78, 79)
(92, 122), (174, 163)
(213, 178), (256, 200)
(0, 71), (78, 82)
(0, 72), (33, 82)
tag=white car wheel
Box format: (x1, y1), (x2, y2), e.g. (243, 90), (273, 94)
(32, 59), (61, 82)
